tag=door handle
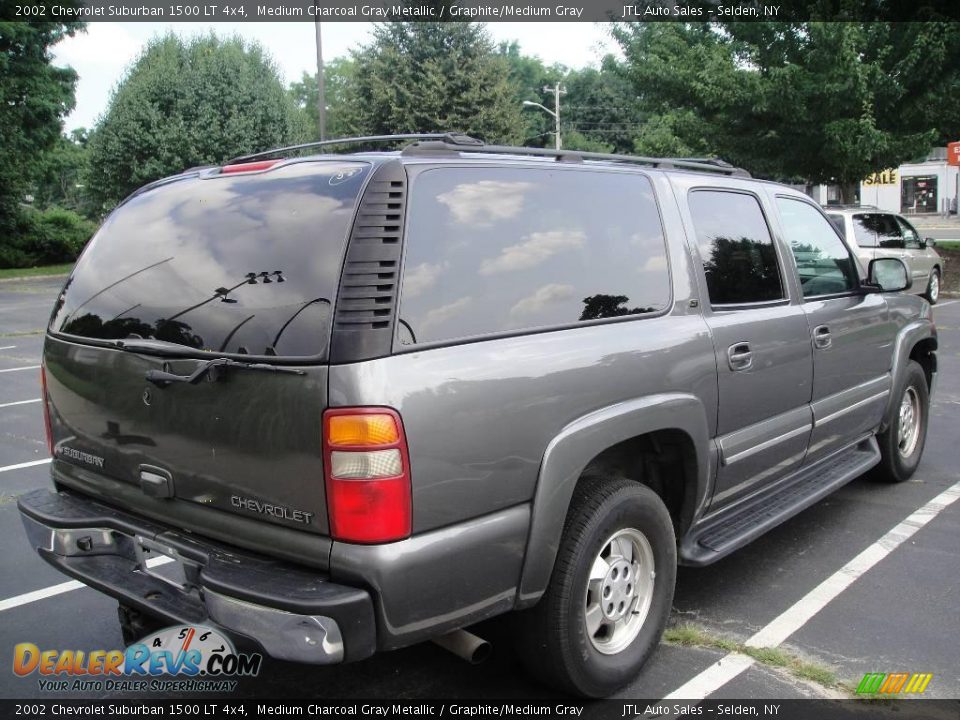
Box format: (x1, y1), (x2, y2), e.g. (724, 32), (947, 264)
(727, 342), (753, 371)
(813, 325), (832, 350)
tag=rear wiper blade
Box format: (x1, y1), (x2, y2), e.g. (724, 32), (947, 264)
(113, 338), (202, 357)
(144, 357), (306, 388)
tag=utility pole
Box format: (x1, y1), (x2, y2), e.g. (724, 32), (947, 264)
(544, 83), (566, 150)
(314, 21), (326, 141)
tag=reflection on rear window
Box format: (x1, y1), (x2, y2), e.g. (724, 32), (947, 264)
(50, 162), (369, 358)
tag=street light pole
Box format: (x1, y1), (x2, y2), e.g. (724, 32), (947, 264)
(544, 83), (565, 150)
(314, 21), (326, 141)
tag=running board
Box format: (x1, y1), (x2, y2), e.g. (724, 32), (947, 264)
(681, 437), (881, 566)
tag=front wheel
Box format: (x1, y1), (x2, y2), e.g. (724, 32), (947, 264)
(925, 268), (940, 305)
(873, 360), (929, 483)
(515, 475), (676, 697)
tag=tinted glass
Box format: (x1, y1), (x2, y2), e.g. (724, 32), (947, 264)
(688, 191), (783, 305)
(852, 214), (878, 247)
(777, 198), (859, 297)
(398, 168), (670, 345)
(875, 214), (904, 248)
(896, 216), (921, 249)
(50, 161), (370, 358)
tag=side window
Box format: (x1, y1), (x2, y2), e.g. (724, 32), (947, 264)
(397, 168), (670, 346)
(876, 214), (905, 249)
(852, 214), (879, 247)
(688, 190), (784, 305)
(776, 197), (860, 298)
(896, 216), (921, 249)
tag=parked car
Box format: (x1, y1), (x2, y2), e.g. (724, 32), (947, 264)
(825, 207), (943, 304)
(19, 135), (937, 697)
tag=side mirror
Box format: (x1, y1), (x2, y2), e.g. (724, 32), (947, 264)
(924, 237), (937, 249)
(868, 258), (911, 293)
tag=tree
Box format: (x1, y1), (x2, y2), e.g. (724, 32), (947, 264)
(614, 22), (960, 199)
(496, 40), (564, 146)
(31, 128), (91, 215)
(0, 17), (83, 244)
(342, 23), (524, 143)
(87, 33), (305, 209)
(563, 57), (641, 154)
(289, 57), (357, 140)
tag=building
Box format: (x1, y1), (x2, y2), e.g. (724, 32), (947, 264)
(803, 148), (959, 215)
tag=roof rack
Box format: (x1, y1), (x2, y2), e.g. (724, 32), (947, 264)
(401, 140), (751, 177)
(226, 132), (483, 165)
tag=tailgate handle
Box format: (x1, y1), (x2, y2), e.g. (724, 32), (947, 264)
(139, 465), (174, 498)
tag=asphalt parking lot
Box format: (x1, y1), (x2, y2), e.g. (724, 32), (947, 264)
(0, 275), (958, 702)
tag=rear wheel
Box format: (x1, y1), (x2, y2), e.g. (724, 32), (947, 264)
(873, 360), (929, 483)
(925, 268), (940, 304)
(515, 475), (676, 697)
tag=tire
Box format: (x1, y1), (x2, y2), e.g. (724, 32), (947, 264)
(873, 360), (929, 483)
(515, 475), (676, 697)
(924, 268), (940, 305)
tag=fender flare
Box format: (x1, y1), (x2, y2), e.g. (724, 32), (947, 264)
(883, 319), (937, 428)
(516, 393), (711, 606)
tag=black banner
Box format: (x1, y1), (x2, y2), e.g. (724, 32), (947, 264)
(7, 0), (960, 23)
(1, 700), (959, 720)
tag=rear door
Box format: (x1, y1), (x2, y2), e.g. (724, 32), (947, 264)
(773, 196), (893, 464)
(677, 183), (813, 511)
(44, 160), (373, 541)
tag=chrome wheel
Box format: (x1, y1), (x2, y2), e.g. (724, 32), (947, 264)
(584, 528), (655, 655)
(928, 271), (940, 303)
(897, 386), (922, 458)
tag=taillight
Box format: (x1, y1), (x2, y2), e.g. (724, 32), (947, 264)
(40, 364), (53, 456)
(220, 159), (282, 174)
(323, 407), (411, 544)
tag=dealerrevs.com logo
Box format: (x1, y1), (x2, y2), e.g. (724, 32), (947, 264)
(14, 625), (262, 693)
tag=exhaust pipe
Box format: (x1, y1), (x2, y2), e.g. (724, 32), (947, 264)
(432, 629), (492, 664)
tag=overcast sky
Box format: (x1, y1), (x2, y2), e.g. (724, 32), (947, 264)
(52, 22), (617, 131)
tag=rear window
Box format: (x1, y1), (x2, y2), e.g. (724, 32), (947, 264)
(396, 167), (670, 346)
(50, 161), (370, 358)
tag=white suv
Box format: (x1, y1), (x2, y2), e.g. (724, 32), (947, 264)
(826, 207), (943, 304)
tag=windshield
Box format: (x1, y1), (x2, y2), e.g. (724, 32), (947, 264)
(50, 161), (370, 359)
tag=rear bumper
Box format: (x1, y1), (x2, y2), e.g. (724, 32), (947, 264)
(17, 489), (376, 664)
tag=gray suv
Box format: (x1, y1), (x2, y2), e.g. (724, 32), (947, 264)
(19, 134), (937, 697)
(826, 207), (943, 304)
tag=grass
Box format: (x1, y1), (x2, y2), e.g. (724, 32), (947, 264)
(936, 240), (960, 250)
(0, 263), (73, 280)
(664, 623), (842, 692)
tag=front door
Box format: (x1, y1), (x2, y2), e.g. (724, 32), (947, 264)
(773, 197), (894, 464)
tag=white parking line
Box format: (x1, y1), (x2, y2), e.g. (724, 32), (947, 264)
(0, 557), (174, 613)
(936, 299), (958, 308)
(0, 458), (51, 474)
(661, 480), (960, 701)
(0, 398), (41, 409)
(0, 365), (40, 374)
(0, 345), (16, 350)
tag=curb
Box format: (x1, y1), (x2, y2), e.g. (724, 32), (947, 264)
(0, 273), (70, 284)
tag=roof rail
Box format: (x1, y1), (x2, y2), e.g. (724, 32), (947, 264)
(401, 140), (750, 177)
(226, 132), (483, 165)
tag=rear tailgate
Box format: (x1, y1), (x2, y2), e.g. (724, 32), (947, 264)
(43, 160), (373, 555)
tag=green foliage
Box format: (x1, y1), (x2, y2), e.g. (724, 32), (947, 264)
(563, 58), (641, 154)
(614, 22), (960, 191)
(0, 16), (83, 255)
(342, 23), (524, 143)
(496, 40), (564, 146)
(87, 33), (304, 210)
(31, 128), (93, 216)
(289, 57), (357, 140)
(0, 206), (95, 269)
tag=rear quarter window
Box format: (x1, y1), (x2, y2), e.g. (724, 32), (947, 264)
(50, 161), (370, 359)
(396, 167), (671, 346)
